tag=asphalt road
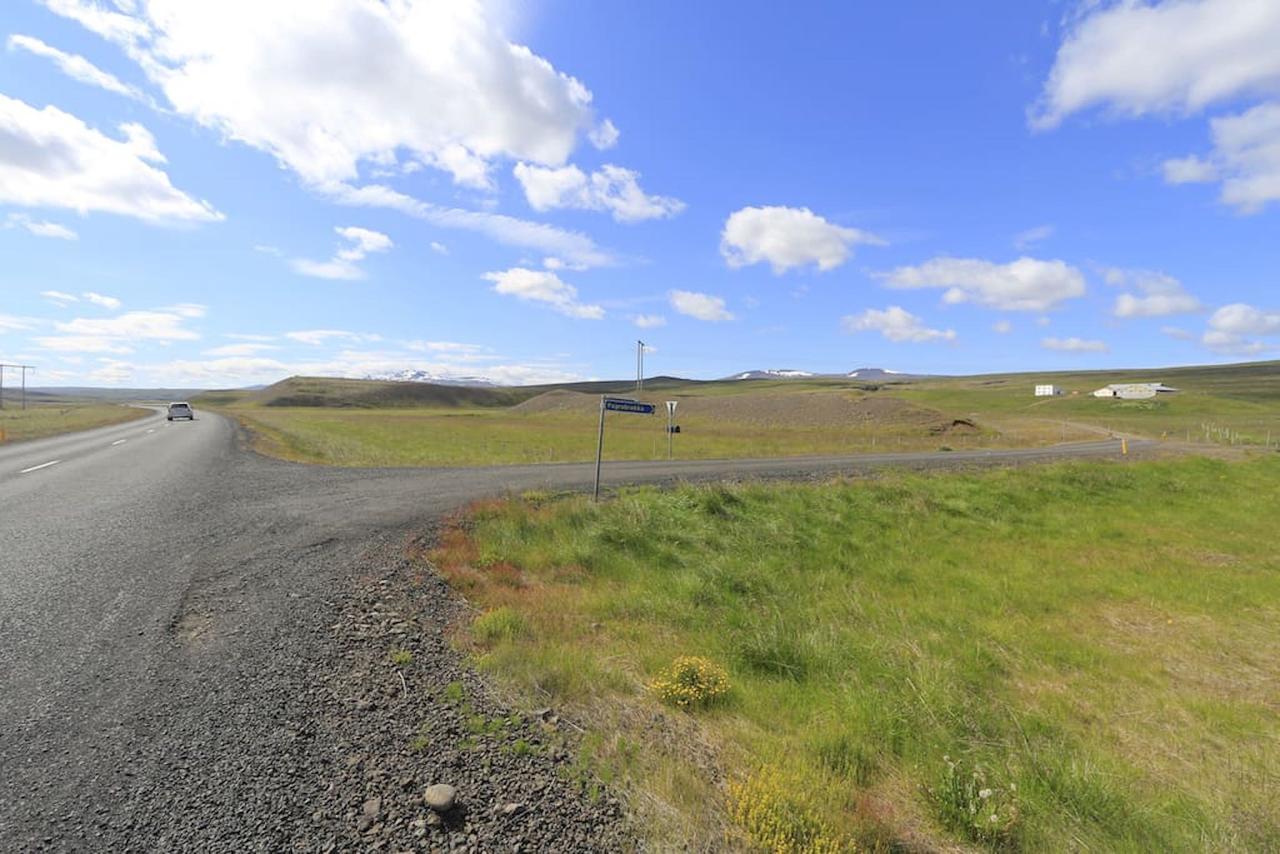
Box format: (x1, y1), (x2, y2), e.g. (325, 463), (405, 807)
(0, 408), (1147, 850)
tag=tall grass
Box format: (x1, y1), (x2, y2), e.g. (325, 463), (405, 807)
(430, 456), (1280, 850)
(0, 403), (146, 443)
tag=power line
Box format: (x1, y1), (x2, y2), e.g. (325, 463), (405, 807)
(0, 363), (36, 410)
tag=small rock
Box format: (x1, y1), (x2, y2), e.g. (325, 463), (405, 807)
(410, 817), (427, 837)
(424, 783), (457, 813)
(356, 814), (374, 833)
(356, 698), (376, 712)
(363, 797), (382, 818)
(500, 802), (522, 817)
(424, 811), (443, 828)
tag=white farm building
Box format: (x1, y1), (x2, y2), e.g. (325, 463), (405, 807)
(1034, 384), (1064, 396)
(1092, 382), (1178, 400)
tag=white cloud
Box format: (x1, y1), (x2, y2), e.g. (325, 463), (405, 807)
(83, 291), (122, 310)
(7, 34), (145, 101)
(483, 267), (603, 319)
(589, 119), (619, 150)
(992, 319), (1013, 334)
(202, 342), (278, 357)
(880, 256), (1086, 312)
(285, 329), (380, 346)
(1202, 302), (1280, 354)
(163, 302), (206, 318)
(34, 308), (203, 353)
(513, 162), (684, 222)
(0, 94), (221, 223)
(1042, 336), (1108, 353)
(633, 314), (666, 329)
(41, 0), (604, 190)
(669, 290), (734, 322)
(1183, 102), (1280, 212)
(325, 182), (613, 269)
(0, 313), (38, 332)
(5, 212), (78, 240)
(226, 333), (275, 342)
(429, 241), (448, 254)
(41, 290), (78, 306)
(1161, 325), (1194, 341)
(1032, 0), (1280, 129)
(1034, 1), (1280, 212)
(842, 306), (956, 343)
(405, 340), (486, 355)
(1013, 224), (1053, 250)
(1162, 155), (1218, 185)
(721, 205), (883, 273)
(291, 225), (393, 280)
(1107, 268), (1201, 318)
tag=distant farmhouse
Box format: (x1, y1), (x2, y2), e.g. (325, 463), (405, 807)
(1092, 382), (1178, 400)
(1034, 384), (1064, 396)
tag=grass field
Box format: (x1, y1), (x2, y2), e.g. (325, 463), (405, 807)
(204, 362), (1280, 468)
(0, 402), (148, 443)
(426, 455), (1280, 851)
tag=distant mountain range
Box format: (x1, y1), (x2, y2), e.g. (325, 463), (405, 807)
(725, 368), (917, 381)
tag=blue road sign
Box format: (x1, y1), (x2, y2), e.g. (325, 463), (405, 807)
(603, 397), (656, 414)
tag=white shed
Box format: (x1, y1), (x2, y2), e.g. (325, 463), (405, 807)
(1035, 384), (1064, 397)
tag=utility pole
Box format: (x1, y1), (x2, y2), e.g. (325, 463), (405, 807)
(636, 340), (645, 394)
(0, 364), (36, 409)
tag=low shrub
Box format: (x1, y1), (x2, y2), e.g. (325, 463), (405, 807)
(649, 655), (730, 709)
(728, 766), (845, 853)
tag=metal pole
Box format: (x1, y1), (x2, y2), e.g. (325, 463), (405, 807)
(667, 406), (673, 460)
(21, 366), (27, 410)
(593, 395), (606, 501)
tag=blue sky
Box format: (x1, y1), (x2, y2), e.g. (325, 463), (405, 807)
(2, 0), (1279, 388)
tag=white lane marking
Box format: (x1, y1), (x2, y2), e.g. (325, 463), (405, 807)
(147, 429), (155, 434)
(111, 439), (128, 446)
(20, 459), (61, 474)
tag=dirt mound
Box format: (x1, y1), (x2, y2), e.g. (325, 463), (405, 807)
(511, 389), (599, 415)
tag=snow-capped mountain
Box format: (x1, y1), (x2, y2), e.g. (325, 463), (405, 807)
(727, 369), (818, 380)
(367, 369), (497, 387)
(726, 367), (918, 381)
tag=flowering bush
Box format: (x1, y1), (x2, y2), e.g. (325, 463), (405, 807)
(728, 767), (844, 853)
(929, 755), (1021, 846)
(649, 656), (730, 708)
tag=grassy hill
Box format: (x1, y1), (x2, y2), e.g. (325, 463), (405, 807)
(197, 360), (1280, 466)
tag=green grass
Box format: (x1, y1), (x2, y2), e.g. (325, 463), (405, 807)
(203, 362), (1280, 467)
(0, 403), (148, 443)
(430, 455), (1280, 851)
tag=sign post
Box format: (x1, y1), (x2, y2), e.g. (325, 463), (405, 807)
(593, 396), (656, 500)
(666, 400), (678, 460)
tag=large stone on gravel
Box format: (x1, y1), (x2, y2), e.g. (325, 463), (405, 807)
(424, 784), (457, 813)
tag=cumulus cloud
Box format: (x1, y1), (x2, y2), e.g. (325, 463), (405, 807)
(513, 162), (684, 222)
(589, 119), (619, 150)
(1032, 0), (1280, 129)
(1106, 268), (1201, 318)
(83, 291), (122, 310)
(1042, 336), (1108, 353)
(5, 212), (77, 240)
(7, 34), (145, 101)
(880, 256), (1086, 312)
(39, 0), (604, 190)
(842, 306), (956, 343)
(721, 206), (883, 273)
(291, 226), (393, 280)
(0, 93), (221, 223)
(1202, 302), (1280, 354)
(1034, 0), (1280, 212)
(669, 290), (733, 322)
(483, 268), (604, 319)
(992, 319), (1013, 334)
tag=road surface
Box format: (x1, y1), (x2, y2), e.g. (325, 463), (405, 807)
(0, 408), (1148, 850)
